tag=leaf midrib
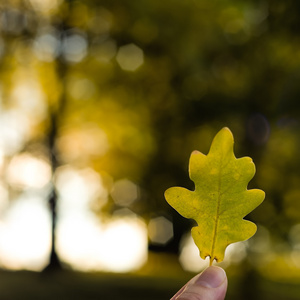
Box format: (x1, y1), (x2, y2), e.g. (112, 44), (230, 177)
(210, 158), (225, 265)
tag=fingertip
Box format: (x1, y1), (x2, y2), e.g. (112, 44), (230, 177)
(172, 266), (228, 300)
(195, 266), (227, 288)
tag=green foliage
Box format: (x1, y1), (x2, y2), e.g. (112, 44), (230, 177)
(165, 128), (265, 265)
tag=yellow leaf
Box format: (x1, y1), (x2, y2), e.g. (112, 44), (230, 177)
(165, 127), (265, 265)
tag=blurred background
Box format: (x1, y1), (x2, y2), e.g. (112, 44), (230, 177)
(0, 0), (300, 299)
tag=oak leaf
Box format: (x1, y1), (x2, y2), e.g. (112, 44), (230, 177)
(165, 127), (265, 265)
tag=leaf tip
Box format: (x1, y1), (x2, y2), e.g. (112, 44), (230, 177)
(213, 127), (234, 142)
(220, 127), (234, 138)
(191, 150), (201, 155)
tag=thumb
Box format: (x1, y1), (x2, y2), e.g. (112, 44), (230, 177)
(172, 266), (227, 300)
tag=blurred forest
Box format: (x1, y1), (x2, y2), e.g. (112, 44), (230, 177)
(1, 0), (300, 299)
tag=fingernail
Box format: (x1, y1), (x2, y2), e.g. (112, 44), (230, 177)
(195, 266), (226, 288)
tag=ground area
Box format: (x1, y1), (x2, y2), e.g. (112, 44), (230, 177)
(0, 253), (300, 299)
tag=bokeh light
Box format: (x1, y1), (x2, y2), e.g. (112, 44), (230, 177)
(61, 33), (88, 63)
(56, 213), (148, 272)
(96, 217), (148, 272)
(7, 153), (51, 189)
(148, 216), (173, 245)
(116, 44), (144, 71)
(55, 166), (147, 272)
(0, 193), (51, 271)
(33, 29), (61, 62)
(28, 0), (62, 14)
(111, 179), (139, 207)
(179, 233), (209, 273)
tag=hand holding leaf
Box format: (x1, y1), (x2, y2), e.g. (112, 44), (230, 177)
(165, 127), (265, 265)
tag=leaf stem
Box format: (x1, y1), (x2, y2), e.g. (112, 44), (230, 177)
(209, 256), (214, 266)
